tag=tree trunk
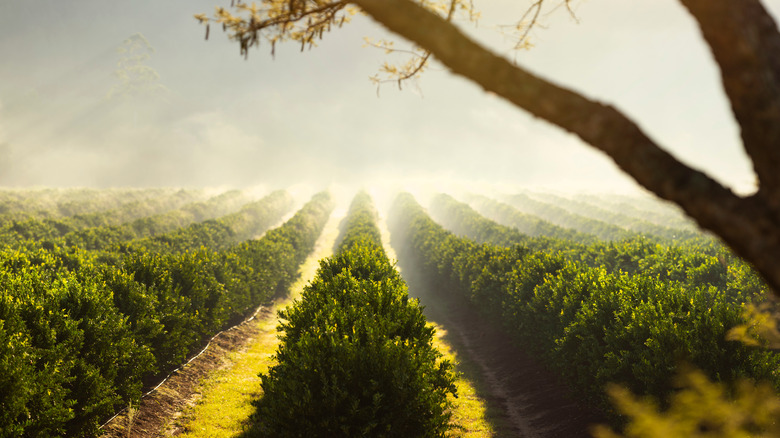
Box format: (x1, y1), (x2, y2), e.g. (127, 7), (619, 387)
(680, 0), (780, 206)
(352, 0), (780, 295)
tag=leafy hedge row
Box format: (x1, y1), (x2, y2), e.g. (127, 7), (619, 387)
(430, 194), (531, 248)
(126, 190), (294, 253)
(579, 192), (698, 233)
(249, 192), (457, 437)
(465, 193), (598, 244)
(0, 189), (207, 246)
(0, 191), (332, 437)
(432, 193), (755, 291)
(0, 188), (191, 225)
(536, 191), (704, 242)
(0, 248), (150, 437)
(334, 191), (385, 254)
(431, 193), (588, 257)
(63, 189), (249, 250)
(504, 192), (634, 241)
(388, 192), (779, 418)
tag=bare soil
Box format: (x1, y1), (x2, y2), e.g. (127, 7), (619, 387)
(99, 306), (274, 438)
(397, 264), (606, 438)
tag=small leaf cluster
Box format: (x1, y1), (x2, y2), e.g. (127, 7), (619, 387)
(196, 1), (359, 59)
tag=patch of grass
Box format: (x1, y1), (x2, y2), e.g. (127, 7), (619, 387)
(173, 212), (344, 437)
(432, 325), (495, 438)
(441, 322), (525, 437)
(174, 316), (278, 437)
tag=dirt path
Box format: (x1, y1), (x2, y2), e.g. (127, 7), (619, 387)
(380, 226), (605, 437)
(100, 209), (345, 438)
(395, 264), (605, 437)
(99, 306), (273, 438)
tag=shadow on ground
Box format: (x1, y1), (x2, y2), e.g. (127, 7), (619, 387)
(393, 255), (606, 438)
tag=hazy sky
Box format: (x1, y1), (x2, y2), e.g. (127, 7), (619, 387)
(1, 0), (778, 193)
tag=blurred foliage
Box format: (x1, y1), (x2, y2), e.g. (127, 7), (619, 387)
(727, 303), (780, 349)
(593, 367), (780, 438)
(107, 33), (169, 101)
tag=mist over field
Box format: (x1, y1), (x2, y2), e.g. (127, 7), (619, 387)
(2, 0), (778, 193)
(6, 3), (780, 435)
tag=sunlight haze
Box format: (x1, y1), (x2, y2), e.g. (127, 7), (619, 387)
(1, 0), (776, 193)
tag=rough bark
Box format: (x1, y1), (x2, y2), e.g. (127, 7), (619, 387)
(680, 0), (780, 204)
(351, 0), (780, 295)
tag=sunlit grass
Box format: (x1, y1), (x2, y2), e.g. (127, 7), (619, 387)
(176, 203), (499, 437)
(174, 316), (277, 437)
(432, 325), (496, 438)
(379, 211), (500, 437)
(173, 211), (343, 437)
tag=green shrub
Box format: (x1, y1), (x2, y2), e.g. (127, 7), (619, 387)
(0, 248), (153, 437)
(252, 245), (456, 437)
(250, 194), (456, 437)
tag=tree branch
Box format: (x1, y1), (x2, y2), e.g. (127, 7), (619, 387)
(351, 0), (780, 293)
(680, 0), (780, 203)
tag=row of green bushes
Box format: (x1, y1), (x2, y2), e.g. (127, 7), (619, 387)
(0, 188), (192, 224)
(465, 193), (598, 244)
(0, 192), (332, 437)
(430, 194), (533, 248)
(504, 192), (635, 241)
(0, 189), (208, 246)
(63, 189), (249, 250)
(573, 192), (698, 233)
(433, 193), (756, 292)
(388, 193), (779, 420)
(432, 193), (589, 257)
(534, 191), (704, 242)
(248, 192), (457, 437)
(0, 247), (148, 437)
(334, 191), (385, 254)
(120, 190), (293, 253)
